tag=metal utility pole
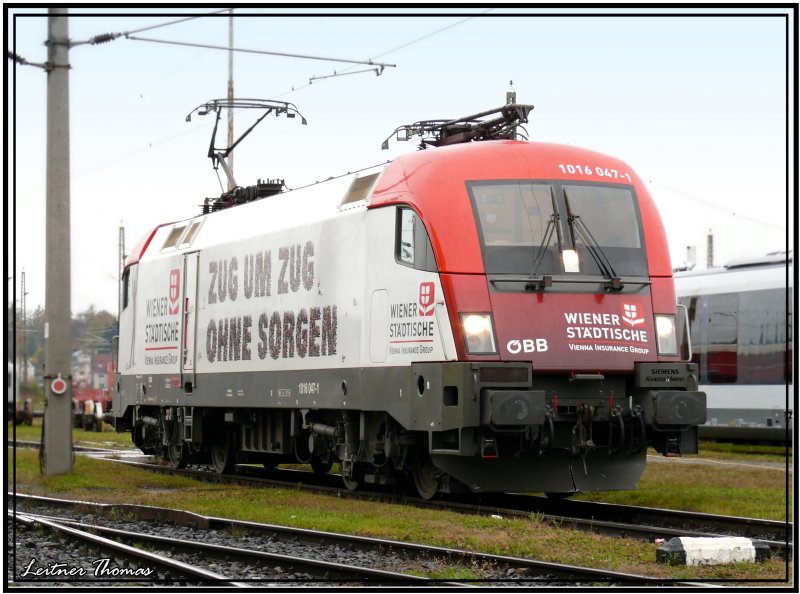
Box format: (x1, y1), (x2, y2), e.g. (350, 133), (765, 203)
(43, 7), (73, 475)
(20, 271), (27, 383)
(226, 9), (234, 191)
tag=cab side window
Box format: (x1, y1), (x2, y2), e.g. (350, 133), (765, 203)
(396, 208), (437, 272)
(121, 269), (130, 310)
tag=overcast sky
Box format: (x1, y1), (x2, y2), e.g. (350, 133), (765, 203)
(8, 5), (794, 315)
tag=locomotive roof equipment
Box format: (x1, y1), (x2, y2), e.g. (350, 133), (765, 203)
(186, 98), (306, 211)
(380, 103), (533, 150)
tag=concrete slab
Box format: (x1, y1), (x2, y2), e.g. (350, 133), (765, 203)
(656, 536), (771, 566)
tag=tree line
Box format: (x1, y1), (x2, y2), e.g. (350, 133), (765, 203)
(8, 304), (118, 383)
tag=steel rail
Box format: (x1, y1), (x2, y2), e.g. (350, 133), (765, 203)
(462, 492), (792, 549)
(9, 440), (124, 454)
(92, 456), (792, 555)
(11, 510), (458, 586)
(11, 493), (709, 587)
(10, 510), (248, 586)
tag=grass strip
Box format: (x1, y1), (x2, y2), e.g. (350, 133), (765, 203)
(8, 448), (791, 583)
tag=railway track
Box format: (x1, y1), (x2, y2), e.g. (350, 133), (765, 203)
(84, 453), (791, 558)
(10, 441), (792, 559)
(9, 493), (706, 587)
(11, 511), (246, 586)
(10, 510), (453, 586)
(446, 492), (792, 553)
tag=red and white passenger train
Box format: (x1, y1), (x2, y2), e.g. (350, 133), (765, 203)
(113, 103), (706, 498)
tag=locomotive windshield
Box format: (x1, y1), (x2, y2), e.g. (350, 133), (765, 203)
(469, 181), (648, 278)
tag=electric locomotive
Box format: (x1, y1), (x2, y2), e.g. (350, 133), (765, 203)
(113, 102), (706, 498)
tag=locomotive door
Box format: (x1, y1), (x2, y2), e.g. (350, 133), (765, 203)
(119, 264), (138, 371)
(181, 251), (200, 388)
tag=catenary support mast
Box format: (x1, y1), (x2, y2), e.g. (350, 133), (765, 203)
(226, 9), (234, 191)
(43, 7), (73, 475)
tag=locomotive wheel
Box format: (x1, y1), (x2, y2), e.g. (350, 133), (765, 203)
(310, 457), (333, 475)
(340, 463), (363, 491)
(412, 456), (440, 500)
(210, 432), (236, 474)
(166, 444), (187, 469)
(261, 454), (279, 470)
(545, 492), (574, 500)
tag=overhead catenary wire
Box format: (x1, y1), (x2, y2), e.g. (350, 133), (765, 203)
(370, 13), (489, 60)
(309, 67), (384, 83)
(68, 14), (480, 178)
(283, 14), (485, 96)
(124, 10), (231, 36)
(124, 34), (396, 70)
(301, 14), (482, 86)
(649, 180), (786, 231)
(70, 8), (233, 46)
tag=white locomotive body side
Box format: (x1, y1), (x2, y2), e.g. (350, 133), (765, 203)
(122, 174), (454, 383)
(118, 175), (455, 425)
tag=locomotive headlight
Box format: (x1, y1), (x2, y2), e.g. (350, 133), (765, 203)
(655, 314), (678, 356)
(461, 313), (497, 355)
(562, 249), (580, 273)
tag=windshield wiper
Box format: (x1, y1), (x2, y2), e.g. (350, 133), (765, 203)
(529, 212), (558, 280)
(561, 187), (624, 291)
(567, 214), (624, 291)
(527, 192), (562, 290)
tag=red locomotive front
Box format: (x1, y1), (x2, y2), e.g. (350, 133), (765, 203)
(371, 138), (705, 495)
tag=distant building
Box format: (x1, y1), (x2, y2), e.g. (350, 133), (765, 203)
(71, 350), (113, 411)
(92, 353), (111, 390)
(72, 350), (92, 389)
(72, 350), (111, 390)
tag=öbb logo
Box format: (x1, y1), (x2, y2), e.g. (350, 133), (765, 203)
(622, 303), (644, 327)
(168, 269), (181, 315)
(506, 338), (549, 354)
(418, 282), (435, 316)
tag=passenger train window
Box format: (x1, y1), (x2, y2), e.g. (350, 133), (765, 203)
(685, 293), (738, 384)
(683, 288), (790, 386)
(396, 208), (437, 272)
(738, 288), (787, 385)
